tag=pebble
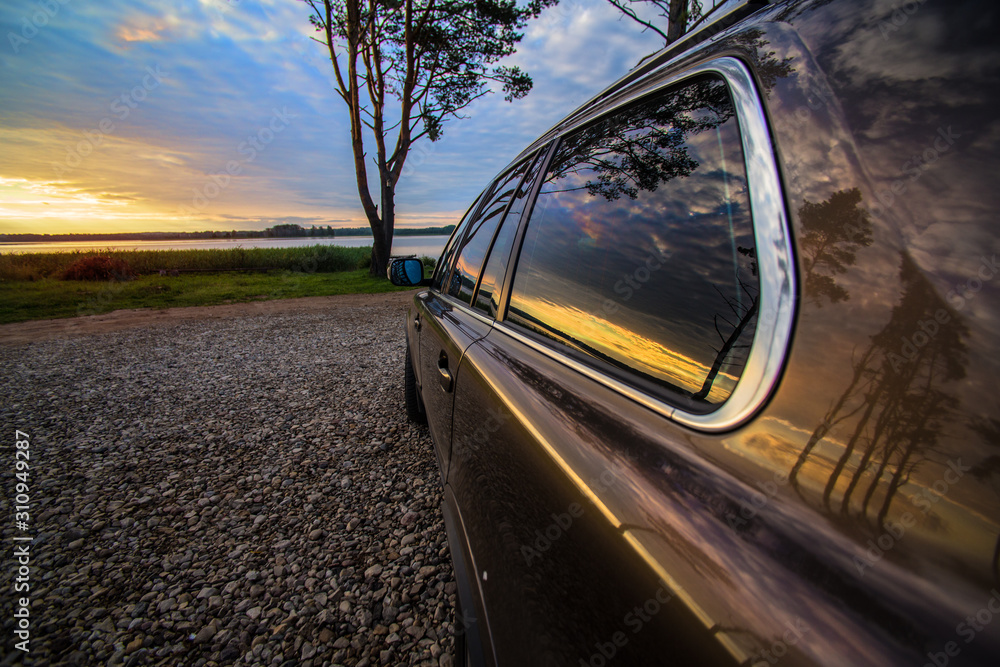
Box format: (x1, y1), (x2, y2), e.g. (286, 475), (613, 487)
(0, 299), (457, 665)
(193, 625), (216, 644)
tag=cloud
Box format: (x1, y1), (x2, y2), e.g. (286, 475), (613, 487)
(390, 1), (665, 219)
(0, 0), (668, 233)
(115, 17), (172, 44)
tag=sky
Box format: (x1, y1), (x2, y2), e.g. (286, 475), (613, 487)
(0, 0), (666, 234)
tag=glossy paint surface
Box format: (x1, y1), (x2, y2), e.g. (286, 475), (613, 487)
(406, 0), (1000, 663)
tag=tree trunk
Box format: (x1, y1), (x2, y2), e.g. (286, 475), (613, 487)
(821, 381), (884, 510)
(875, 432), (919, 531)
(789, 343), (876, 488)
(692, 299), (756, 401)
(859, 436), (899, 519)
(667, 0), (691, 42)
(369, 177), (395, 277)
(841, 351), (923, 516)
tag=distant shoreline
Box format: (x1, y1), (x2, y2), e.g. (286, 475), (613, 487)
(1, 235), (450, 257)
(0, 225), (455, 244)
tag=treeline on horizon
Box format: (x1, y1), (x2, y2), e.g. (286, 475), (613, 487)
(0, 223), (456, 243)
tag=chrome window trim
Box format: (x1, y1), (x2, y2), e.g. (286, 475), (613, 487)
(497, 56), (796, 433)
(432, 287), (498, 331)
(456, 300), (496, 329)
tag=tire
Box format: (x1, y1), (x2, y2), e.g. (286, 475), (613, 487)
(404, 344), (427, 424)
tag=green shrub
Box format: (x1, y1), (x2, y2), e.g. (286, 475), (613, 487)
(0, 251), (69, 281)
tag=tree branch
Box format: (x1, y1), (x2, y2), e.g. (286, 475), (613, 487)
(606, 0), (670, 42)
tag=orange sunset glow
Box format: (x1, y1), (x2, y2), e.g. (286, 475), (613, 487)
(0, 0), (664, 236)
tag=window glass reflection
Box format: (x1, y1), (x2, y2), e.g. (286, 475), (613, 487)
(433, 190), (484, 291)
(507, 75), (758, 410)
(449, 158), (535, 304)
(474, 152), (545, 316)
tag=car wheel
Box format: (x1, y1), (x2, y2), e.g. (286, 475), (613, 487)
(404, 344), (426, 424)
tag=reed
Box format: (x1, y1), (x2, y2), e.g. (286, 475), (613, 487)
(0, 245), (373, 281)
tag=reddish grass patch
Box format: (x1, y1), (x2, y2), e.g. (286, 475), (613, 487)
(61, 256), (136, 281)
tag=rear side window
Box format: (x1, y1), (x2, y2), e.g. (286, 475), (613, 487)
(432, 191), (484, 291)
(448, 157), (537, 304)
(506, 75), (758, 412)
(473, 151), (546, 317)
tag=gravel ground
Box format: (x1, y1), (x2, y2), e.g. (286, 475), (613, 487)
(0, 294), (457, 666)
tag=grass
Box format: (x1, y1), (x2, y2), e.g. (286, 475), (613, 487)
(0, 270), (414, 324)
(0, 245), (444, 324)
(0, 245), (374, 281)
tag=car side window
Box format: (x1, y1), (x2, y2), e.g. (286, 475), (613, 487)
(432, 191), (484, 292)
(473, 150), (546, 317)
(506, 74), (758, 412)
(447, 156), (537, 304)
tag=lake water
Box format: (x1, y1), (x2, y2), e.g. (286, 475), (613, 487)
(0, 235), (450, 258)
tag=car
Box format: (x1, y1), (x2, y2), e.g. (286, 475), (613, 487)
(388, 0), (1000, 664)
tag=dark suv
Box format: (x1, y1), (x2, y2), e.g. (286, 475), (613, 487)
(389, 0), (1000, 664)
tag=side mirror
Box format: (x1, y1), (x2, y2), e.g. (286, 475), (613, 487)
(387, 257), (427, 286)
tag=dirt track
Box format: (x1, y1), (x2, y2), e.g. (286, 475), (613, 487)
(0, 291), (415, 345)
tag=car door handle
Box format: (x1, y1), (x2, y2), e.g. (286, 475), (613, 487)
(413, 313), (421, 332)
(437, 352), (453, 392)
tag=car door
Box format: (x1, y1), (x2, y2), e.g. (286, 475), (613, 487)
(414, 196), (481, 474)
(447, 63), (799, 665)
(415, 153), (544, 477)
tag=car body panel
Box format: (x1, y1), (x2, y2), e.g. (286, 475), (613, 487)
(412, 289), (493, 478)
(401, 0), (1000, 663)
(450, 329), (739, 665)
(441, 483), (496, 667)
